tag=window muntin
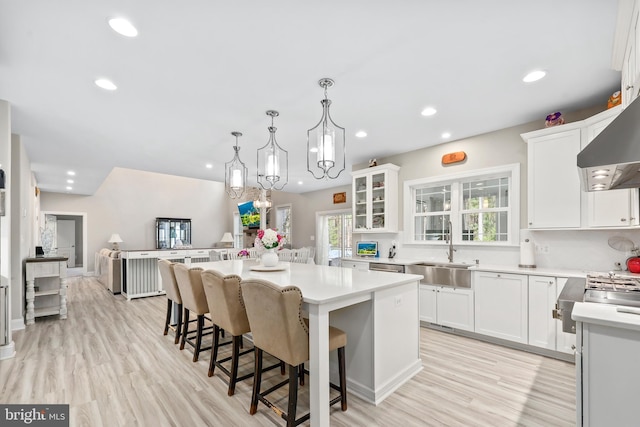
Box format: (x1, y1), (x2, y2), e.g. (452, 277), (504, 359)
(413, 185), (451, 241)
(460, 178), (509, 242)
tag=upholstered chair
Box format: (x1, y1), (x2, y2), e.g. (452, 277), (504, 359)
(201, 270), (253, 395)
(240, 279), (347, 426)
(158, 259), (183, 344)
(173, 263), (212, 362)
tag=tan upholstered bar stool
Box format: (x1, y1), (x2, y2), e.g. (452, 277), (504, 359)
(173, 264), (212, 362)
(241, 279), (347, 426)
(158, 259), (182, 344)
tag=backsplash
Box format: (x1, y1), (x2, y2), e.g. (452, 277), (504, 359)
(354, 229), (640, 273)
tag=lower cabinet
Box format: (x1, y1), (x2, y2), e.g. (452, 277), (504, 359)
(419, 285), (474, 332)
(474, 272), (528, 344)
(555, 278), (577, 354)
(528, 275), (557, 350)
(341, 260), (369, 271)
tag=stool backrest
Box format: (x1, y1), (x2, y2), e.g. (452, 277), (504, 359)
(201, 270), (249, 336)
(158, 259), (181, 304)
(173, 263), (208, 315)
(240, 279), (309, 366)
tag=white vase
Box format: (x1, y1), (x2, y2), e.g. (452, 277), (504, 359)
(261, 249), (278, 267)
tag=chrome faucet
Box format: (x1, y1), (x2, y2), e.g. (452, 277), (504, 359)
(445, 220), (456, 262)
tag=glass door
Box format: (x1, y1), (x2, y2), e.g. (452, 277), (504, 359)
(354, 175), (368, 230)
(371, 172), (386, 230)
(316, 210), (352, 266)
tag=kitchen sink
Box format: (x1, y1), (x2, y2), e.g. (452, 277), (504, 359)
(406, 262), (472, 288)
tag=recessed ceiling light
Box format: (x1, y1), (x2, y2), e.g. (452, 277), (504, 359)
(95, 78), (117, 91)
(441, 132), (451, 139)
(421, 107), (437, 117)
(298, 181), (303, 185)
(522, 70), (546, 83)
(355, 131), (367, 138)
(310, 147), (318, 153)
(67, 179), (74, 184)
(593, 169), (610, 174)
(67, 171), (76, 176)
(205, 163), (213, 169)
(592, 174), (609, 179)
(108, 18), (138, 37)
(65, 186), (72, 191)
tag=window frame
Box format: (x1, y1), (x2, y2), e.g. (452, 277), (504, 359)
(275, 204), (292, 246)
(403, 163), (520, 246)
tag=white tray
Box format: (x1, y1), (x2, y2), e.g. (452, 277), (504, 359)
(249, 264), (288, 272)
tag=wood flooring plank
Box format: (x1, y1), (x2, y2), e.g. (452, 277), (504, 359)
(0, 276), (577, 426)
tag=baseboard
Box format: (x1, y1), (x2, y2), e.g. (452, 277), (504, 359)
(372, 359), (423, 405)
(11, 318), (25, 331)
(0, 341), (16, 360)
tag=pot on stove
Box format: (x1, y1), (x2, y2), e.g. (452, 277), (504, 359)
(627, 257), (640, 274)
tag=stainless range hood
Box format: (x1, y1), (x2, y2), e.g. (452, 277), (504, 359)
(577, 96), (640, 191)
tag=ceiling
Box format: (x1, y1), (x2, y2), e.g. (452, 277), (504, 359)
(0, 0), (622, 195)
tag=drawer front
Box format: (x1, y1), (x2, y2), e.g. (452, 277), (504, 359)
(124, 251), (160, 259)
(187, 249), (210, 257)
(33, 262), (60, 277)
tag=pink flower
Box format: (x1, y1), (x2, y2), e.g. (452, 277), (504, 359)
(257, 229), (265, 239)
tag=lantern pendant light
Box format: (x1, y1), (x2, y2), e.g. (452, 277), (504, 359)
(225, 131), (247, 199)
(257, 110), (288, 190)
(307, 78), (346, 179)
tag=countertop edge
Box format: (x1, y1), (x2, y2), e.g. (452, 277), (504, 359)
(573, 302), (640, 331)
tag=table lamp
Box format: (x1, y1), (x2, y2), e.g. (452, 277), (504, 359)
(108, 233), (123, 250)
(220, 232), (234, 248)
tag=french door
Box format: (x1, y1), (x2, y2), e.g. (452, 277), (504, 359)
(316, 209), (352, 266)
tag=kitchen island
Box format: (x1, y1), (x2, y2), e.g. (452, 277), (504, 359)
(194, 260), (423, 427)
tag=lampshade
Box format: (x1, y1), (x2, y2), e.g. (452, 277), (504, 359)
(108, 234), (123, 243)
(225, 131), (247, 199)
(257, 110), (288, 190)
(307, 78), (346, 180)
(220, 232), (234, 243)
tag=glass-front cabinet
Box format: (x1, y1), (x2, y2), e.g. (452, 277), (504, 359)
(352, 164), (399, 233)
(156, 217), (192, 249)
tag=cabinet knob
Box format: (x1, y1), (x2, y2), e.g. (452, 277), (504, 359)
(497, 274), (501, 278)
(627, 85), (634, 90)
(631, 217), (636, 221)
(621, 218), (627, 222)
(528, 222), (532, 226)
(571, 345), (576, 350)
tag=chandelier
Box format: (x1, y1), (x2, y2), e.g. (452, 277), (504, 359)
(224, 131), (247, 199)
(257, 110), (288, 190)
(307, 78), (346, 179)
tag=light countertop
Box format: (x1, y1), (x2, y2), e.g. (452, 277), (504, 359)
(342, 257), (423, 265)
(573, 302), (640, 332)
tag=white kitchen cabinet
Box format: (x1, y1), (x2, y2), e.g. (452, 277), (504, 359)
(582, 106), (639, 227)
(436, 287), (474, 332)
(419, 285), (474, 331)
(524, 127), (582, 229)
(352, 164), (399, 233)
(341, 259), (369, 271)
(419, 284), (437, 323)
(528, 275), (557, 350)
(555, 278), (576, 354)
(474, 271), (528, 343)
(621, 1), (640, 108)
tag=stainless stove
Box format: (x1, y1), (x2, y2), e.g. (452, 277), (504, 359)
(584, 272), (640, 307)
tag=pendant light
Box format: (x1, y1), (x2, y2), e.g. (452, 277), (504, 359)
(307, 78), (346, 179)
(225, 131), (247, 199)
(257, 110), (288, 190)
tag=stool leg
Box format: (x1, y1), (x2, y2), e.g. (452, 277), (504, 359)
(180, 308), (189, 350)
(208, 325), (220, 377)
(280, 360), (286, 375)
(228, 335), (241, 396)
(287, 364), (298, 427)
(250, 348), (263, 415)
(298, 363), (305, 386)
(193, 314), (204, 362)
(163, 299), (172, 335)
(174, 304), (183, 345)
(338, 346), (347, 411)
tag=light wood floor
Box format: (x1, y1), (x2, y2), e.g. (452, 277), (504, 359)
(0, 276), (576, 426)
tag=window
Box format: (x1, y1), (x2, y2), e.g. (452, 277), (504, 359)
(404, 164), (520, 245)
(275, 205), (292, 245)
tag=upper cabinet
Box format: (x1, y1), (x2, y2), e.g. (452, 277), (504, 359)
(522, 106), (639, 229)
(525, 127), (582, 229)
(352, 163), (399, 233)
(621, 1), (640, 107)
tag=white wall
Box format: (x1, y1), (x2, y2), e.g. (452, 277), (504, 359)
(40, 167), (232, 271)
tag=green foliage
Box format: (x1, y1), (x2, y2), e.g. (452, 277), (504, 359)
(241, 212), (260, 227)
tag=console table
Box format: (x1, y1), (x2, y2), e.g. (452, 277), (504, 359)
(25, 257), (68, 325)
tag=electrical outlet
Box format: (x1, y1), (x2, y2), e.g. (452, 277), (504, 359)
(394, 296), (402, 306)
(535, 244), (549, 254)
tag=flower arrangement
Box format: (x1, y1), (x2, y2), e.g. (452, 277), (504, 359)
(255, 228), (285, 250)
(237, 249), (250, 258)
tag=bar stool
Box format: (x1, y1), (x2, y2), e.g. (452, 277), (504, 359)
(158, 259), (182, 344)
(240, 279), (348, 426)
(173, 263), (212, 362)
